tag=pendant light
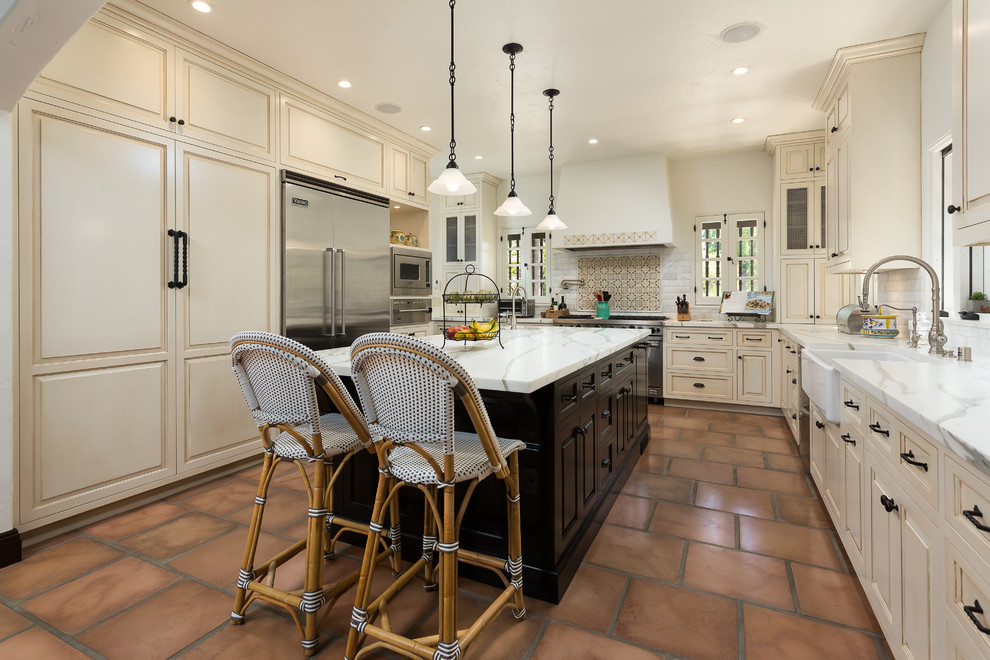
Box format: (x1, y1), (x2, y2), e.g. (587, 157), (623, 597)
(494, 43), (531, 216)
(428, 0), (476, 196)
(536, 89), (566, 230)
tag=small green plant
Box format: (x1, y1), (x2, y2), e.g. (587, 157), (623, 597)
(970, 291), (987, 301)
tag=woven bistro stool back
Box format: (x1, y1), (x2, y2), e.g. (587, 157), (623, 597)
(344, 332), (526, 660)
(228, 331), (401, 656)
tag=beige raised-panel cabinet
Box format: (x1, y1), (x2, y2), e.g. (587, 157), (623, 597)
(780, 182), (826, 256)
(842, 426), (867, 573)
(952, 0), (990, 245)
(390, 145), (409, 199)
(778, 144), (816, 181)
(736, 351), (772, 404)
(825, 138), (852, 268)
(388, 145), (429, 209)
(779, 259), (815, 324)
(823, 425), (844, 521)
(816, 258), (854, 323)
(810, 407), (826, 489)
(443, 214), (479, 267)
(442, 188), (479, 211)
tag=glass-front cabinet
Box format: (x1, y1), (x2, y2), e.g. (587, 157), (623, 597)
(444, 213), (478, 265)
(780, 180), (826, 257)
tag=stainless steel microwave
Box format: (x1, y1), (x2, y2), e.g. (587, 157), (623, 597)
(391, 247), (432, 296)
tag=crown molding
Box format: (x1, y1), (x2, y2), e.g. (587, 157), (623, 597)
(764, 129), (827, 155)
(812, 33), (925, 111)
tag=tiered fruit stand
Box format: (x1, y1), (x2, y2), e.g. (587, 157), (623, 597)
(441, 265), (503, 348)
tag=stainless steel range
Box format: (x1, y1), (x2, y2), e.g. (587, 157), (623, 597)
(554, 314), (666, 401)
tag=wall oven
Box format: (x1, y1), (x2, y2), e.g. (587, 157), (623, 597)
(391, 247), (432, 296)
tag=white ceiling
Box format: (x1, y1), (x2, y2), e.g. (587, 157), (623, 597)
(136, 0), (945, 179)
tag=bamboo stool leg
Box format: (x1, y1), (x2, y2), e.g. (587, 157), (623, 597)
(323, 458), (336, 560)
(506, 452), (526, 619)
(388, 478), (403, 576)
(231, 451), (276, 624)
(344, 468), (392, 660)
(422, 486), (438, 591)
(435, 469), (459, 659)
(300, 456), (328, 655)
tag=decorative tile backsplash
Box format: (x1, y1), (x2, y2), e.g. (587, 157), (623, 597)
(562, 231), (659, 247)
(577, 255), (662, 311)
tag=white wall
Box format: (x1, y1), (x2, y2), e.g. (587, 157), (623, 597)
(921, 2), (953, 150)
(0, 110), (12, 532)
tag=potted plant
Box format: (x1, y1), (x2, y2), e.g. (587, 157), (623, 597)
(968, 291), (988, 313)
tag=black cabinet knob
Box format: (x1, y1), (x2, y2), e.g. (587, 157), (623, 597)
(815, 420), (824, 429)
(815, 166), (821, 171)
(815, 315), (821, 319)
(831, 126), (838, 133)
(169, 116), (177, 123)
(408, 191), (415, 196)
(809, 315), (814, 319)
(601, 458), (611, 468)
(880, 494), (899, 513)
(792, 378), (797, 384)
(830, 252), (838, 258)
(809, 167), (814, 172)
(809, 244), (814, 249)
(948, 204), (960, 214)
(177, 119), (185, 126)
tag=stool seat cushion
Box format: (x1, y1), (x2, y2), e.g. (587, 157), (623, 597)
(273, 413), (365, 460)
(387, 432), (525, 485)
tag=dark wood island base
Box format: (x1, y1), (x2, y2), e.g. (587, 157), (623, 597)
(333, 341), (650, 603)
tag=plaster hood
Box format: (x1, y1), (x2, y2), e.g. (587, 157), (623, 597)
(555, 154), (674, 249)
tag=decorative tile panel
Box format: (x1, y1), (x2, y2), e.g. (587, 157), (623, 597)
(577, 255), (662, 311)
(562, 231), (659, 247)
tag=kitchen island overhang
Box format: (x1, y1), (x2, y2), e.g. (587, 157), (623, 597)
(317, 326), (652, 603)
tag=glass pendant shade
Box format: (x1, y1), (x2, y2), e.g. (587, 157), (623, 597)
(428, 164), (477, 195)
(536, 210), (566, 230)
(494, 191), (531, 216)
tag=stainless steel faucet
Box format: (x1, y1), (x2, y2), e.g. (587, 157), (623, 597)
(508, 284), (526, 330)
(860, 255), (947, 355)
(877, 303), (920, 348)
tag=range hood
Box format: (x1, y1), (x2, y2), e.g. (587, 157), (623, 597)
(555, 154), (674, 249)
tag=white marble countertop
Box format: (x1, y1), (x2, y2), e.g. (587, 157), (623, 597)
(317, 326), (650, 394)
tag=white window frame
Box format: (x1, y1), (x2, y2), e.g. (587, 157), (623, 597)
(499, 226), (552, 302)
(694, 212), (766, 306)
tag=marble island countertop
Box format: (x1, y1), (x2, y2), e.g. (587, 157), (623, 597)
(317, 326), (650, 393)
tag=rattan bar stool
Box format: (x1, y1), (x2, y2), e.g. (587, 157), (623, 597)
(228, 331), (403, 656)
(345, 333), (527, 660)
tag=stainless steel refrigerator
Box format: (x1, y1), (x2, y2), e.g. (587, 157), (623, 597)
(281, 171), (390, 350)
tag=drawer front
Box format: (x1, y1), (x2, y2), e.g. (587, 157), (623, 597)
(897, 423), (940, 511)
(598, 359), (615, 391)
(865, 398), (895, 456)
(578, 366), (598, 404)
(614, 348), (636, 376)
(665, 329), (732, 346)
(840, 381), (865, 426)
(666, 373), (733, 401)
(666, 347), (733, 372)
(736, 330), (772, 346)
(946, 456), (990, 561)
(946, 544), (990, 656)
(555, 373), (581, 420)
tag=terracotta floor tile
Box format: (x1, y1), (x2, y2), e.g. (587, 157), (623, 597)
(701, 445), (766, 467)
(620, 472), (694, 503)
(659, 415), (711, 430)
(792, 563), (880, 631)
(739, 517), (842, 569)
(743, 604), (880, 660)
(532, 622), (663, 660)
(231, 462), (265, 481)
(584, 525), (684, 581)
(766, 453), (807, 473)
(776, 494), (832, 529)
(22, 531), (80, 557)
(686, 408), (733, 420)
(168, 476), (234, 502)
(709, 420), (764, 436)
(649, 405), (685, 417)
(605, 494), (655, 529)
(527, 565), (627, 632)
(683, 543), (793, 609)
(696, 483), (774, 519)
(179, 606), (318, 659)
(648, 425), (682, 441)
(176, 479), (262, 516)
(118, 512), (238, 560)
(81, 501), (186, 541)
(667, 457), (735, 484)
(0, 627), (91, 659)
(77, 580), (231, 660)
(614, 579), (738, 660)
(0, 603), (30, 640)
(649, 501), (735, 547)
(633, 453), (669, 474)
(678, 429), (736, 446)
(167, 530), (293, 587)
(736, 466), (811, 496)
(227, 489), (309, 531)
(22, 556), (180, 634)
(733, 412), (784, 426)
(761, 424), (795, 440)
(0, 537), (122, 600)
(645, 438), (702, 459)
(734, 433), (796, 455)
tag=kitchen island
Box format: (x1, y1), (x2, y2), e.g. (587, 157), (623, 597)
(317, 326), (651, 602)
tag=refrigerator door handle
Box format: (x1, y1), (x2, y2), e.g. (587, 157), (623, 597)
(337, 248), (346, 336)
(323, 248), (335, 336)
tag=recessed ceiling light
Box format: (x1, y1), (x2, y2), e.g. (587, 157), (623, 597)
(731, 66), (750, 76)
(420, 126), (431, 132)
(191, 0), (212, 12)
(474, 155), (484, 160)
(337, 80), (351, 88)
(731, 117), (746, 124)
(375, 103), (401, 114)
(588, 138), (598, 144)
(720, 22), (762, 43)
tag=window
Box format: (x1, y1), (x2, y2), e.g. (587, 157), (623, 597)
(695, 212), (765, 305)
(501, 227), (551, 299)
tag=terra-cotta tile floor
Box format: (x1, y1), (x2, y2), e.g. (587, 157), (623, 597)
(0, 404), (891, 659)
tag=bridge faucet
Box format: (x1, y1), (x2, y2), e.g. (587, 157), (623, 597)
(860, 255), (946, 355)
(508, 284), (526, 330)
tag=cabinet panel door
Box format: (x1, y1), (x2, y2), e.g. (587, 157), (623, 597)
(781, 182), (813, 255)
(409, 153), (429, 206)
(843, 437), (866, 571)
(181, 355), (260, 468)
(954, 0), (990, 234)
(736, 350), (772, 405)
(779, 144), (815, 180)
(36, 16), (171, 127)
(810, 407), (826, 490)
(390, 145), (409, 198)
(826, 151), (839, 260)
(836, 140), (851, 257)
(900, 500), (938, 660)
(824, 426), (844, 520)
(816, 257), (853, 323)
(557, 423), (580, 552)
(779, 259), (814, 324)
(462, 214), (478, 263)
(869, 462), (901, 636)
(175, 50), (275, 159)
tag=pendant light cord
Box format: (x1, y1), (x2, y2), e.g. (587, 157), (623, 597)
(509, 50), (516, 192)
(447, 0), (457, 165)
(547, 93), (555, 212)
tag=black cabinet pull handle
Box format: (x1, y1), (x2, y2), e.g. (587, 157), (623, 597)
(790, 350), (797, 354)
(963, 504), (990, 533)
(841, 433), (856, 445)
(168, 229), (179, 289)
(880, 494), (898, 513)
(745, 337), (761, 341)
(964, 600), (990, 635)
(169, 116), (177, 123)
(831, 126), (838, 133)
(177, 119), (185, 126)
(693, 382), (705, 388)
(582, 379), (595, 390)
(167, 229), (188, 289)
(601, 370), (611, 378)
(560, 394), (577, 404)
(693, 356), (705, 362)
(675, 335), (690, 339)
(408, 191), (415, 196)
(601, 458), (611, 468)
(899, 450), (929, 472)
(602, 409), (611, 419)
(868, 422), (889, 437)
(948, 204), (960, 215)
(815, 421), (824, 429)
(620, 386), (631, 395)
(831, 252), (838, 258)
(707, 336), (721, 340)
(843, 400), (859, 411)
(575, 419), (593, 436)
(334, 175), (348, 181)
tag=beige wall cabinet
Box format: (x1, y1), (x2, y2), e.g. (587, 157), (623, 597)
(435, 173), (501, 274)
(778, 257), (855, 325)
(952, 0), (990, 246)
(814, 36), (924, 273)
(780, 180), (826, 256)
(777, 142), (825, 181)
(389, 144), (429, 210)
(16, 101), (276, 528)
